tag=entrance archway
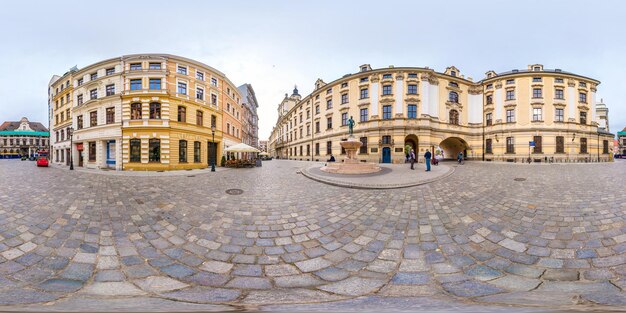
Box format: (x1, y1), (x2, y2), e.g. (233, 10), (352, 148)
(439, 137), (469, 160)
(404, 134), (418, 156)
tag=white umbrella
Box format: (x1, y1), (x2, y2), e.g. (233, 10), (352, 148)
(259, 152), (270, 156)
(224, 143), (261, 153)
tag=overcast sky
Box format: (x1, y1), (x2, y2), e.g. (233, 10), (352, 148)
(0, 0), (624, 139)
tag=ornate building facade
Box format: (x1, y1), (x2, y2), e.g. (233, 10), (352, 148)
(0, 117), (49, 159)
(238, 83), (260, 149)
(49, 54), (252, 170)
(269, 64), (614, 163)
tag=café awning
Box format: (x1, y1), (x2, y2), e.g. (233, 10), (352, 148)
(224, 143), (261, 153)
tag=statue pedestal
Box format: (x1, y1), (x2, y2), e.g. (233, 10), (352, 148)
(321, 136), (381, 174)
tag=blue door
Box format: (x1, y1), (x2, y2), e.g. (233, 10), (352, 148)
(382, 147), (391, 163)
(106, 140), (115, 166)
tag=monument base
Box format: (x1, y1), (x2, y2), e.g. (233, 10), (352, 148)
(320, 136), (381, 174)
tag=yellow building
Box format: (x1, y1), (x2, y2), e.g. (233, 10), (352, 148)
(50, 54), (244, 171)
(49, 71), (75, 166)
(269, 64), (614, 163)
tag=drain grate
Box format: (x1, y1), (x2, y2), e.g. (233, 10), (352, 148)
(187, 175), (195, 177)
(226, 189), (244, 195)
(514, 178), (526, 181)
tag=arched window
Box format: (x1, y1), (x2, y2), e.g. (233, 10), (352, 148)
(149, 102), (161, 119)
(178, 106), (186, 123)
(449, 110), (459, 125)
(449, 91), (459, 103)
(149, 138), (160, 162)
(131, 103), (142, 120)
(179, 140), (187, 163)
(130, 139), (141, 162)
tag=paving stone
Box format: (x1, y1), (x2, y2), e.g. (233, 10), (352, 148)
(442, 280), (504, 297)
(318, 277), (385, 296)
(274, 274), (323, 287)
(391, 272), (430, 285)
(488, 275), (541, 291)
(60, 263), (94, 282)
(464, 265), (502, 281)
(135, 276), (190, 292)
(295, 257), (332, 272)
(538, 281), (620, 293)
(80, 282), (146, 296)
(95, 270), (125, 282)
(314, 267), (350, 282)
(226, 277), (272, 289)
(37, 278), (84, 293)
(542, 269), (579, 281)
(0, 288), (59, 305)
(161, 263), (195, 278)
(243, 288), (346, 304)
(265, 264), (300, 276)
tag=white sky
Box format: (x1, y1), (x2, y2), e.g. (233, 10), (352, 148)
(0, 0), (624, 139)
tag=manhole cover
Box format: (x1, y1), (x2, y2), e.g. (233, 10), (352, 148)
(226, 189), (244, 195)
(514, 178), (526, 181)
(187, 175), (195, 177)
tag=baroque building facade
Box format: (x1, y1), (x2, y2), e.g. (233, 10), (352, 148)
(269, 64), (614, 163)
(0, 118), (49, 159)
(49, 54), (254, 171)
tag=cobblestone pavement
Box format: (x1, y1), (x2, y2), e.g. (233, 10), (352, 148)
(0, 159), (625, 312)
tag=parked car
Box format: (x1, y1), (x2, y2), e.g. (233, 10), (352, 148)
(36, 157), (49, 167)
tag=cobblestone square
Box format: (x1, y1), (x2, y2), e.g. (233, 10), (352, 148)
(0, 159), (625, 311)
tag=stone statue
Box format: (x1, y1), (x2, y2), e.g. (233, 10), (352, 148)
(348, 116), (355, 136)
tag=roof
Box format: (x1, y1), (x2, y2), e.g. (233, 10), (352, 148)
(0, 131), (49, 137)
(0, 121), (48, 132)
(618, 131), (626, 137)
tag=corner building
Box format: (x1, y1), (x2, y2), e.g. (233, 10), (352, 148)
(270, 64), (614, 163)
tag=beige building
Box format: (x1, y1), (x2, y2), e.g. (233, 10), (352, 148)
(269, 64), (614, 163)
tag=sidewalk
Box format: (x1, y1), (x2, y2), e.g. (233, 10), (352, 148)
(48, 163), (231, 176)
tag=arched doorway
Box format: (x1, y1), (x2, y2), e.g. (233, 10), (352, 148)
(439, 137), (469, 160)
(404, 134), (418, 158)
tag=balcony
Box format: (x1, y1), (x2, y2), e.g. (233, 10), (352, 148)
(123, 89), (168, 96)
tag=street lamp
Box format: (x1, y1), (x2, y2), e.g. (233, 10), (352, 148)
(69, 127), (74, 170)
(211, 125), (216, 172)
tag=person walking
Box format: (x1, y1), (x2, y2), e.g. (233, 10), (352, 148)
(410, 149), (416, 170)
(424, 149), (432, 172)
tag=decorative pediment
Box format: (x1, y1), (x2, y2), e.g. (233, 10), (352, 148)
(314, 78), (327, 90)
(567, 79), (576, 87)
(504, 102), (517, 108)
(552, 101), (566, 108)
(445, 101), (463, 110)
(370, 75), (380, 83)
(468, 86), (483, 95)
(380, 96), (395, 104)
(405, 95), (420, 102)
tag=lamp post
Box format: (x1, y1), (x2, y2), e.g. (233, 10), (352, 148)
(69, 127), (74, 170)
(211, 125), (216, 172)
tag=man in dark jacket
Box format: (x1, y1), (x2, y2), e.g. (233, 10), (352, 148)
(424, 149), (432, 171)
(410, 149), (416, 170)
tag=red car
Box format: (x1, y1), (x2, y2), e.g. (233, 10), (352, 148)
(36, 157), (49, 167)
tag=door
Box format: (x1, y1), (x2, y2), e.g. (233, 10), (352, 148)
(66, 149), (70, 166)
(207, 141), (217, 167)
(78, 152), (83, 167)
(382, 147), (391, 163)
(106, 140), (115, 167)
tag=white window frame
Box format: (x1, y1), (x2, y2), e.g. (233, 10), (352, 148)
(177, 64), (188, 75)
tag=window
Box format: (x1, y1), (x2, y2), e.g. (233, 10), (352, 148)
(315, 143), (320, 155)
(306, 144), (310, 156)
(300, 146), (303, 156)
(506, 109), (515, 123)
(149, 78), (161, 90)
(360, 77), (369, 82)
(211, 94), (217, 106)
(382, 85), (392, 95)
(106, 84), (115, 96)
(307, 109), (310, 119)
(408, 73), (417, 78)
(89, 142), (96, 161)
(556, 136), (565, 153)
(533, 136), (542, 153)
(382, 135), (391, 144)
(149, 102), (161, 119)
(555, 78), (564, 83)
(580, 138), (587, 153)
(90, 89), (98, 100)
(131, 103), (142, 119)
(506, 137), (515, 153)
(555, 108), (564, 122)
(149, 63), (161, 70)
(580, 111), (587, 124)
(506, 79), (515, 85)
(532, 88), (542, 98)
(506, 90), (515, 100)
(603, 140), (609, 154)
(341, 82), (348, 88)
(125, 139), (141, 164)
(449, 91), (459, 103)
(327, 117), (332, 129)
(326, 88), (332, 94)
(196, 87), (204, 100)
(579, 82), (587, 87)
(211, 78), (218, 86)
(149, 139), (160, 162)
(532, 77), (542, 82)
(382, 74), (392, 79)
(179, 140), (187, 163)
(211, 115), (217, 127)
(196, 110), (203, 126)
(77, 115), (83, 129)
(449, 81), (459, 88)
(341, 93), (348, 104)
(130, 79), (142, 90)
(177, 65), (187, 75)
(196, 71), (204, 81)
(360, 88), (369, 99)
(486, 95), (493, 104)
(555, 88), (564, 99)
(383, 105), (392, 119)
(60, 112), (65, 121)
(77, 94), (83, 105)
(532, 108), (542, 121)
(178, 82), (187, 95)
(408, 84), (417, 94)
(315, 105), (320, 114)
(486, 84), (493, 89)
(90, 111), (97, 127)
(360, 108), (368, 122)
(449, 109), (459, 125)
(359, 137), (368, 154)
(486, 113), (492, 126)
(326, 99), (332, 109)
(407, 104), (417, 118)
(104, 68), (114, 76)
(178, 106), (186, 122)
(579, 92), (587, 103)
(90, 72), (97, 80)
(130, 63), (141, 71)
(450, 71), (457, 77)
(485, 139), (493, 154)
(326, 141), (332, 155)
(78, 78), (83, 86)
(315, 121), (320, 133)
(341, 113), (348, 126)
(194, 141), (201, 162)
(299, 114), (303, 123)
(106, 107), (114, 124)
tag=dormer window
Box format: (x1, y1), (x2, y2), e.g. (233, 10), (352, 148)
(382, 74), (392, 79)
(532, 77), (542, 82)
(533, 66), (541, 71)
(487, 73), (493, 78)
(450, 71), (456, 77)
(361, 66), (368, 72)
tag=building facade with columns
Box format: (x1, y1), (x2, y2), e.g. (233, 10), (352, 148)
(48, 54), (250, 170)
(269, 64), (614, 163)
